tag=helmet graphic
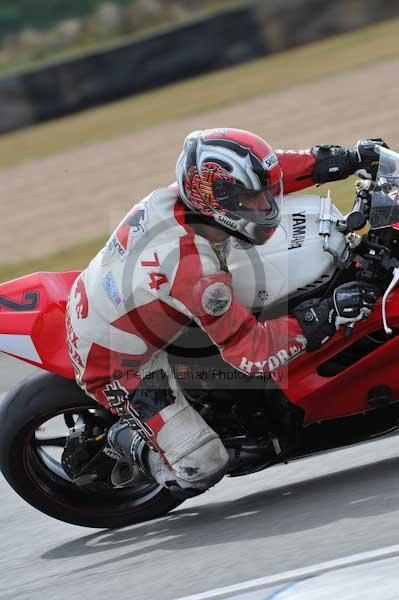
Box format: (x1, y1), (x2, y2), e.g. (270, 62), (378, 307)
(176, 128), (283, 245)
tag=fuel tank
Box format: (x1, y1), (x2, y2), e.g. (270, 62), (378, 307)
(227, 194), (346, 310)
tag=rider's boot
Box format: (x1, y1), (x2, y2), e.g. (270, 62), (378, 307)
(108, 420), (209, 498)
(106, 420), (148, 487)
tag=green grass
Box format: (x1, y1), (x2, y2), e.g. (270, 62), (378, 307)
(1, 17), (399, 170)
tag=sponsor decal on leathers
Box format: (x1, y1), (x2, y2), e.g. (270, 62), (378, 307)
(107, 235), (127, 259)
(102, 380), (155, 440)
(65, 310), (84, 375)
(103, 271), (122, 307)
(239, 337), (307, 374)
(74, 276), (89, 319)
(202, 282), (232, 316)
(106, 204), (148, 260)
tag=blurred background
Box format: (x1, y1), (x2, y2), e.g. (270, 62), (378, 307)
(0, 0), (398, 281)
(0, 1), (244, 76)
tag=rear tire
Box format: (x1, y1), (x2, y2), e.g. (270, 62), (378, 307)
(0, 372), (182, 528)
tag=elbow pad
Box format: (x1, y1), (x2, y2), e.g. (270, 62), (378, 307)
(311, 144), (354, 184)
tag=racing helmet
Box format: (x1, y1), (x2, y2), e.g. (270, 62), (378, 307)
(176, 128), (283, 245)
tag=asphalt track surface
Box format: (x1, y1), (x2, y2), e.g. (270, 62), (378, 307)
(2, 355), (399, 600)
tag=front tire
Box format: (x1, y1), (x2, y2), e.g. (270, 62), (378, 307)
(0, 372), (182, 528)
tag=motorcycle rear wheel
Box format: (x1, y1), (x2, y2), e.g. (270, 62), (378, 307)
(0, 372), (182, 528)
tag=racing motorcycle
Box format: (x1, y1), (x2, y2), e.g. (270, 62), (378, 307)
(2, 147), (399, 529)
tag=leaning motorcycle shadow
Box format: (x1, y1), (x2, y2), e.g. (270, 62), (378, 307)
(41, 454), (399, 573)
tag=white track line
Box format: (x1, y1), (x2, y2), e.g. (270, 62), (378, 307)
(175, 544), (399, 600)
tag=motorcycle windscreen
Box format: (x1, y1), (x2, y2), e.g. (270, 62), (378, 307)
(369, 147), (399, 229)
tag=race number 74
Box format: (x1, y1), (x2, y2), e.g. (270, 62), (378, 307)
(140, 253), (168, 290)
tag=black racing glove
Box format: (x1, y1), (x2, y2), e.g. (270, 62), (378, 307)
(293, 282), (378, 352)
(349, 138), (389, 180)
(312, 139), (389, 184)
(312, 144), (353, 183)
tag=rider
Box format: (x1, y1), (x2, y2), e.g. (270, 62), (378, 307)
(66, 129), (383, 497)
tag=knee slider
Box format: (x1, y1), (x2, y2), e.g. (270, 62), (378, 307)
(145, 439), (228, 500)
(156, 404), (228, 469)
(173, 437), (229, 490)
(152, 403), (229, 493)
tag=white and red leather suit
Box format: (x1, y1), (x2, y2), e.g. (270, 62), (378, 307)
(66, 149), (317, 489)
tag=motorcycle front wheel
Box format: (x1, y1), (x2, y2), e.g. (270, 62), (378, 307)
(0, 372), (182, 528)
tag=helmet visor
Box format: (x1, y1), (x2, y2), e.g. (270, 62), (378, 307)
(213, 179), (282, 226)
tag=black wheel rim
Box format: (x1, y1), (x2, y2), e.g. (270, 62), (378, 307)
(22, 403), (163, 516)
